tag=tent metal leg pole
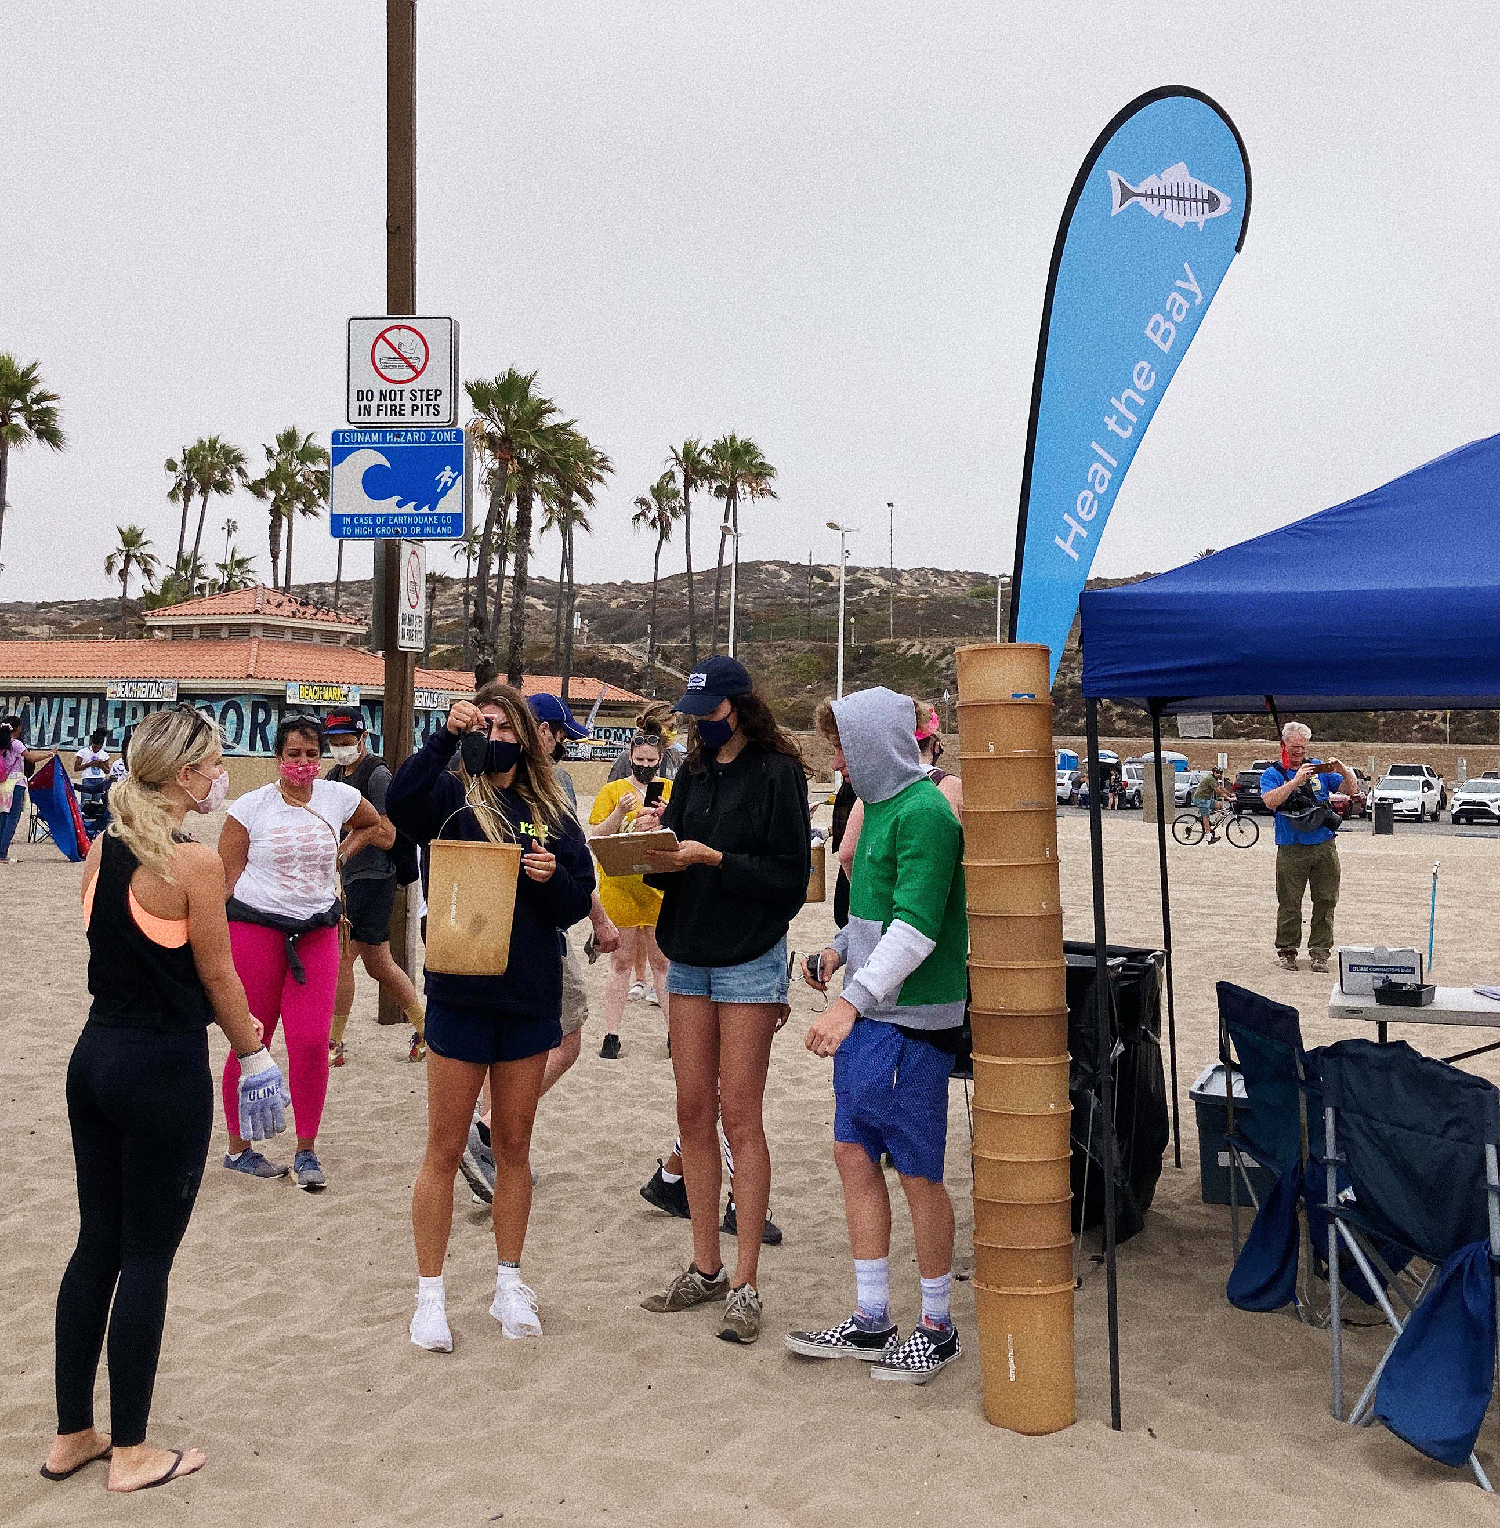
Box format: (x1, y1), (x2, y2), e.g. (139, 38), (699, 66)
(1486, 1145), (1500, 1474)
(1149, 703), (1182, 1168)
(1086, 697), (1122, 1431)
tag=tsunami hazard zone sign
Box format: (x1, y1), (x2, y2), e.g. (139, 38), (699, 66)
(347, 316), (457, 426)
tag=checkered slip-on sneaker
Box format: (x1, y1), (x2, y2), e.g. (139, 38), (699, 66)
(785, 1315), (898, 1361)
(870, 1323), (961, 1384)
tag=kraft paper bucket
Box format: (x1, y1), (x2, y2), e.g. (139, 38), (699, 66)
(975, 1281), (1076, 1433)
(954, 754), (1055, 811)
(968, 961), (1067, 1011)
(973, 1104), (1072, 1157)
(965, 860), (1061, 916)
(806, 840), (826, 903)
(970, 1197), (1073, 1247)
(973, 1054), (1071, 1112)
(957, 700), (1053, 758)
(961, 809), (1057, 865)
(425, 839), (522, 976)
(955, 642), (1051, 704)
(973, 1153), (1073, 1203)
(973, 1240), (1075, 1290)
(969, 912), (1064, 964)
(970, 1009), (1069, 1060)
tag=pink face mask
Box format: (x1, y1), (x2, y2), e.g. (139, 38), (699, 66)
(279, 758), (321, 787)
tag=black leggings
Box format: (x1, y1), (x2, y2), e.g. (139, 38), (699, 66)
(55, 1023), (213, 1446)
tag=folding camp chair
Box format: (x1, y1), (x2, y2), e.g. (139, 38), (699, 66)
(1217, 982), (1323, 1323)
(1322, 1038), (1500, 1488)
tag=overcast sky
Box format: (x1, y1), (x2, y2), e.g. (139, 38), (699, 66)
(4, 2), (1499, 604)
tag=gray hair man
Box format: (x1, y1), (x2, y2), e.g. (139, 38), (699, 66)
(1258, 722), (1359, 973)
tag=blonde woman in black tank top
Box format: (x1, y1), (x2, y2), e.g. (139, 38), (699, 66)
(42, 708), (287, 1494)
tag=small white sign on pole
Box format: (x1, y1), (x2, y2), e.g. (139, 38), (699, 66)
(397, 540), (427, 653)
(348, 317), (457, 426)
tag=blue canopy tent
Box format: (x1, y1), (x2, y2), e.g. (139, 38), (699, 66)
(1062, 432), (1500, 1428)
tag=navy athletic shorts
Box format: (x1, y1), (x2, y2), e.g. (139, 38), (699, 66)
(833, 1017), (954, 1184)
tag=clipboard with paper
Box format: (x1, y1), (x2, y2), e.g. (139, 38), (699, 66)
(589, 829), (679, 879)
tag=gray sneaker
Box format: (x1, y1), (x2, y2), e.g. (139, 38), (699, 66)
(460, 1122), (496, 1204)
(641, 1263), (729, 1313)
(293, 1149), (327, 1192)
(718, 1282), (762, 1345)
(223, 1148), (288, 1179)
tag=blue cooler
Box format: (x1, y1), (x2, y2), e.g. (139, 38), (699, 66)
(1189, 1062), (1280, 1206)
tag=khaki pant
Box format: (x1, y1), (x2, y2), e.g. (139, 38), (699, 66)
(1275, 839), (1340, 958)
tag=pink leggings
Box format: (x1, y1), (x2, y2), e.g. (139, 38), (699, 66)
(222, 922), (340, 1143)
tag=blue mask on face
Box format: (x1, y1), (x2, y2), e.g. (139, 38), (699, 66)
(696, 714), (734, 751)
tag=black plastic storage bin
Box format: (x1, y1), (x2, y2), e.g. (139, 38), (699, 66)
(1189, 1062), (1280, 1206)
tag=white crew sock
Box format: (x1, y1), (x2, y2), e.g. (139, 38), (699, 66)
(417, 1274), (445, 1304)
(854, 1257), (890, 1326)
(921, 1271), (953, 1330)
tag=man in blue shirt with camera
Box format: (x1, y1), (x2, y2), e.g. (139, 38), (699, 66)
(1259, 722), (1359, 974)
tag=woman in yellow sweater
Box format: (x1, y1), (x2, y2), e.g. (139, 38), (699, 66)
(589, 733), (671, 1059)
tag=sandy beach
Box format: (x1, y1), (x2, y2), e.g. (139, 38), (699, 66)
(5, 800), (1500, 1526)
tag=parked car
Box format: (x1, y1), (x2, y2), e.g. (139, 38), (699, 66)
(1340, 768), (1372, 819)
(1233, 768), (1269, 814)
(1056, 749), (1080, 804)
(1385, 761), (1446, 809)
(1450, 777), (1500, 825)
(1373, 771), (1442, 821)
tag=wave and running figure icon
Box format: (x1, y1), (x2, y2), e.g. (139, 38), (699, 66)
(1107, 161), (1231, 230)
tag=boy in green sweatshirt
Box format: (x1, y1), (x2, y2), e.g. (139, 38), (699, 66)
(787, 687), (968, 1384)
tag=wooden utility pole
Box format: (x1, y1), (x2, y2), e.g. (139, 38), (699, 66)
(380, 0), (418, 1025)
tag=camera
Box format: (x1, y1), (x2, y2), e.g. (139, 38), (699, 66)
(1281, 781), (1342, 834)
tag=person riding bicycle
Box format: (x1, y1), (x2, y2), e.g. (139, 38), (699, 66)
(1192, 768), (1231, 842)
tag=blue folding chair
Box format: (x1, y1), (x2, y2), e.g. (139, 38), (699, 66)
(1322, 1038), (1500, 1488)
(1216, 983), (1323, 1323)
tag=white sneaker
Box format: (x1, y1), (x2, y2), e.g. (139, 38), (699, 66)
(410, 1294), (453, 1352)
(645, 986), (661, 1006)
(628, 981), (647, 1002)
(490, 1277), (543, 1339)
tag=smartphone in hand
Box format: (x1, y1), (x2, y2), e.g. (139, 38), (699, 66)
(644, 779), (665, 808)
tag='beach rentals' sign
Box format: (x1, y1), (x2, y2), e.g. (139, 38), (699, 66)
(1009, 88), (1252, 685)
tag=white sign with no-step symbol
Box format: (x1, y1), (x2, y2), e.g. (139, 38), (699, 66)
(397, 540), (427, 653)
(348, 316), (457, 426)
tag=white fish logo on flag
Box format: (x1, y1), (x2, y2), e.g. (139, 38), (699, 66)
(1107, 162), (1231, 230)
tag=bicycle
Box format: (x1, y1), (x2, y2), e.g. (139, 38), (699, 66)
(1173, 803), (1258, 848)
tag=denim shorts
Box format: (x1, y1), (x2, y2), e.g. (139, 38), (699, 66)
(667, 936), (790, 1005)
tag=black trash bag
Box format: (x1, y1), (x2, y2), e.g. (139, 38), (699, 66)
(1063, 943), (1171, 1242)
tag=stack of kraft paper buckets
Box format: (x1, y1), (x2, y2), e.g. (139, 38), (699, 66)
(956, 641), (1074, 1434)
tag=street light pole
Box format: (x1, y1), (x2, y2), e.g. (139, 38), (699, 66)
(887, 500), (894, 640)
(827, 520), (858, 699)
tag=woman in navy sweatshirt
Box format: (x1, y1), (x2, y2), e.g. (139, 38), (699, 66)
(387, 682), (593, 1351)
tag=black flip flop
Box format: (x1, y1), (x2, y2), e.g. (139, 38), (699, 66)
(40, 1444), (112, 1481)
(135, 1449), (192, 1491)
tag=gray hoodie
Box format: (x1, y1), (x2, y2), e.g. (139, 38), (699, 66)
(832, 688), (924, 804)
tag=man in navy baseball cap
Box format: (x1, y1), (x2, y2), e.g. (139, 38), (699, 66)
(673, 655), (753, 715)
(528, 692), (590, 740)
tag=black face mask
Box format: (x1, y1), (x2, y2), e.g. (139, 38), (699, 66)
(630, 763), (656, 784)
(462, 732), (522, 776)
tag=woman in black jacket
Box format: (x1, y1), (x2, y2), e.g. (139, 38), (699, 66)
(387, 682), (593, 1352)
(638, 657), (810, 1345)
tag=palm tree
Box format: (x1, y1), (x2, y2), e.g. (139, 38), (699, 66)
(669, 438), (710, 663)
(180, 436), (249, 579)
(451, 528), (484, 666)
(708, 434), (777, 652)
(165, 444), (200, 566)
(104, 524), (158, 634)
(633, 471), (683, 697)
(248, 427), (327, 594)
(149, 549), (209, 606)
(0, 353), (66, 578)
(465, 371), (572, 686)
(213, 547), (256, 592)
(545, 429), (612, 705)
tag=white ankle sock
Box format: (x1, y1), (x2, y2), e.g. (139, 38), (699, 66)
(921, 1271), (953, 1329)
(854, 1257), (890, 1323)
(660, 1167), (683, 1185)
(417, 1274), (445, 1304)
(496, 1261), (523, 1288)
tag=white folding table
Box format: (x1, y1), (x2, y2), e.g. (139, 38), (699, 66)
(1329, 983), (1500, 1062)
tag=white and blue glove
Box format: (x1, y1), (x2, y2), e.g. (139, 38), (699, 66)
(236, 1048), (290, 1140)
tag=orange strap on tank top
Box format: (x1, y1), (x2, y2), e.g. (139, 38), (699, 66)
(82, 872), (190, 949)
